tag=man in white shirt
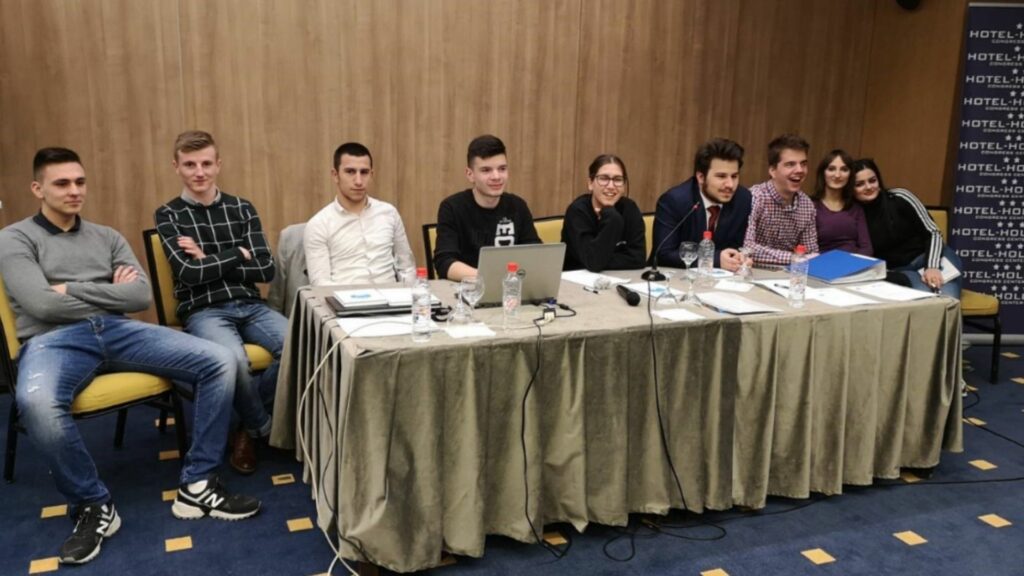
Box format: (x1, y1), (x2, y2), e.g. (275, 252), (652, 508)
(304, 143), (415, 286)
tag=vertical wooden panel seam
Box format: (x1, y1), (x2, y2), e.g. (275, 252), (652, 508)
(175, 0), (186, 128)
(570, 0), (586, 216)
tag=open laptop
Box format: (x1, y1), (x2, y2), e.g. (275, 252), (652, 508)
(476, 243), (566, 306)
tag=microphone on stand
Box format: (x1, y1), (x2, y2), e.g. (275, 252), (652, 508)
(641, 202), (701, 281)
(616, 284), (641, 306)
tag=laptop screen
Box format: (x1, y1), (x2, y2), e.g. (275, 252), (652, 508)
(475, 243), (566, 306)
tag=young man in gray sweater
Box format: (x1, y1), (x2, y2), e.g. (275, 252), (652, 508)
(0, 148), (260, 565)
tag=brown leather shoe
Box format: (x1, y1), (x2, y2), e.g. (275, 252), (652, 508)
(229, 429), (257, 475)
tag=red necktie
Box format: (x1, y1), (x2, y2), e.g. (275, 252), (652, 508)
(707, 205), (721, 233)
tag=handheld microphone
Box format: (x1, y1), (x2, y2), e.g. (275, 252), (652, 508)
(616, 284), (641, 306)
(642, 202), (701, 281)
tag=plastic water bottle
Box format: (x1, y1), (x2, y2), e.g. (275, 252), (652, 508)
(502, 262), (521, 330)
(789, 245), (809, 309)
(697, 230), (715, 287)
(411, 267), (432, 342)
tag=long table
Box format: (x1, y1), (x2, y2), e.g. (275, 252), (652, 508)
(270, 275), (963, 573)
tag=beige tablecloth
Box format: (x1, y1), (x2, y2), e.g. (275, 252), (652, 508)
(270, 275), (962, 573)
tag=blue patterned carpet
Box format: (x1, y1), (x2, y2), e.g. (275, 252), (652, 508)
(2, 345), (1022, 576)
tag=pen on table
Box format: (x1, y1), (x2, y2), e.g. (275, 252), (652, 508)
(583, 285), (599, 294)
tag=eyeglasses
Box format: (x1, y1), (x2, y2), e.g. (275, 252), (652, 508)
(595, 175), (626, 187)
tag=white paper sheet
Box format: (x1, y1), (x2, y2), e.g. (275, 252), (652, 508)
(376, 288), (441, 307)
(443, 323), (497, 339)
(752, 279), (791, 299)
(697, 292), (782, 314)
(805, 287), (879, 307)
(561, 270), (630, 288)
(848, 282), (935, 302)
(714, 279), (753, 293)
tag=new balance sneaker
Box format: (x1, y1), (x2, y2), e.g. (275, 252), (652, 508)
(59, 502), (121, 565)
(172, 475), (260, 520)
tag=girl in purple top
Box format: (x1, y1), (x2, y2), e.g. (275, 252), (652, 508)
(811, 149), (873, 256)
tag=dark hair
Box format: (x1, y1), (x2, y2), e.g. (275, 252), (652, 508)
(850, 157), (887, 194)
(767, 133), (810, 166)
(467, 134), (506, 166)
(693, 138), (744, 177)
(333, 142), (373, 170)
(587, 154), (629, 183)
(812, 149), (855, 207)
(174, 130), (217, 160)
(33, 147), (82, 181)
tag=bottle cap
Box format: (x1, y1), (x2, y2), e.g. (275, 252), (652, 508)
(795, 245), (806, 255)
(507, 262), (519, 273)
(416, 266), (427, 278)
(703, 230), (712, 240)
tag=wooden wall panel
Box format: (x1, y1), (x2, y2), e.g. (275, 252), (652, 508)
(0, 0), (972, 298)
(861, 0), (968, 205)
(177, 0), (581, 264)
(0, 0), (184, 243)
(575, 0), (876, 211)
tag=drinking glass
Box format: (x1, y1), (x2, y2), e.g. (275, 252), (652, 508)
(460, 276), (485, 322)
(679, 241), (699, 304)
(737, 247), (752, 282)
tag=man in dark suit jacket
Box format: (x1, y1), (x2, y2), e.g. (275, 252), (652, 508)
(653, 138), (752, 271)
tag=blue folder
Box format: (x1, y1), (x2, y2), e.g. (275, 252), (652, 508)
(806, 250), (886, 284)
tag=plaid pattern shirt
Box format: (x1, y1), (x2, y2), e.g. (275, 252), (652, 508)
(743, 180), (819, 267)
(155, 190), (276, 319)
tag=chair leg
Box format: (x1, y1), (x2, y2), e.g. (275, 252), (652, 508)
(171, 391), (188, 457)
(990, 315), (1001, 384)
(114, 409), (128, 448)
(158, 408), (169, 434)
(5, 400), (18, 483)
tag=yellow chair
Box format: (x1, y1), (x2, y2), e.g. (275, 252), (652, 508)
(533, 216), (564, 244)
(422, 223), (440, 280)
(2, 274), (187, 482)
(642, 212), (655, 263)
(927, 206), (1002, 382)
(142, 230), (273, 371)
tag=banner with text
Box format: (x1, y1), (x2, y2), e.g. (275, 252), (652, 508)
(953, 3), (1024, 338)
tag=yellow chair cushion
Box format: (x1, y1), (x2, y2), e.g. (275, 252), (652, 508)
(245, 344), (273, 371)
(961, 289), (999, 316)
(535, 218), (564, 244)
(643, 214), (654, 259)
(71, 373), (173, 414)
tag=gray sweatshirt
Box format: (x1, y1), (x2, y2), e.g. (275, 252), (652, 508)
(0, 214), (152, 340)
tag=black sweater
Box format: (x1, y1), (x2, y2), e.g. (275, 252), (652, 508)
(434, 190), (540, 278)
(860, 188), (942, 269)
(561, 194), (646, 271)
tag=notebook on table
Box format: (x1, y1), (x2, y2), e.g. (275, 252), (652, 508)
(475, 243), (566, 307)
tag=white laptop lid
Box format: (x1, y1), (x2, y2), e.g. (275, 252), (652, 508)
(475, 243), (566, 306)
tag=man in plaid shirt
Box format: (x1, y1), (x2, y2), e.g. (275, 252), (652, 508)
(155, 130), (287, 475)
(743, 134), (820, 267)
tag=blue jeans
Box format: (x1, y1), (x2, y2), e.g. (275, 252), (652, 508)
(184, 300), (287, 437)
(15, 315), (236, 508)
(892, 245), (963, 299)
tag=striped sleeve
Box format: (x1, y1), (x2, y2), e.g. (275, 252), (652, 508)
(890, 188), (943, 269)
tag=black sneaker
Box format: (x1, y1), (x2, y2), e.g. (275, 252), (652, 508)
(172, 475), (260, 520)
(59, 502), (121, 565)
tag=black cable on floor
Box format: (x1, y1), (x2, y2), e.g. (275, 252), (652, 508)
(519, 316), (572, 561)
